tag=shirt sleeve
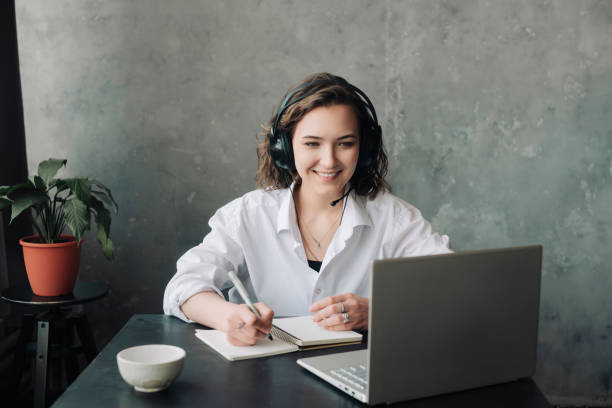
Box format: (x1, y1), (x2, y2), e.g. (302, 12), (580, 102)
(385, 199), (452, 257)
(163, 203), (245, 322)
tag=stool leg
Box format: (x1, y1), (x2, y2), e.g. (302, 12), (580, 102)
(63, 321), (80, 384)
(74, 314), (98, 363)
(49, 321), (64, 398)
(35, 320), (50, 408)
(11, 314), (34, 390)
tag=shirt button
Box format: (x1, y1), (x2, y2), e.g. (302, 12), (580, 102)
(314, 288), (321, 294)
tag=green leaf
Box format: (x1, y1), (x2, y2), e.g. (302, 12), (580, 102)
(90, 179), (118, 213)
(6, 182), (36, 196)
(10, 190), (48, 222)
(90, 196), (115, 261)
(38, 158), (67, 186)
(89, 196), (109, 226)
(91, 190), (116, 213)
(97, 227), (115, 261)
(49, 179), (70, 197)
(0, 185), (12, 195)
(63, 198), (90, 242)
(0, 196), (13, 211)
(65, 178), (91, 203)
(28, 175), (46, 191)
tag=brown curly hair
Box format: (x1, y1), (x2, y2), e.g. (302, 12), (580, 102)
(255, 73), (390, 199)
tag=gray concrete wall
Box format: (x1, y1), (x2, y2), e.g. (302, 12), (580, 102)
(15, 0), (612, 404)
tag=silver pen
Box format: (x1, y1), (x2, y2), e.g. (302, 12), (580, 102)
(227, 271), (273, 341)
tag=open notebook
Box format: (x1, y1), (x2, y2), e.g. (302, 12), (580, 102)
(195, 316), (363, 361)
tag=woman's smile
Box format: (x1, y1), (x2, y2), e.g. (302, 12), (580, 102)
(313, 169), (341, 181)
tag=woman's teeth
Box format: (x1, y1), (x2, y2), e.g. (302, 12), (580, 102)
(316, 171), (338, 177)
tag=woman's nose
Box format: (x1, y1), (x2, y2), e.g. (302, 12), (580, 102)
(319, 145), (337, 167)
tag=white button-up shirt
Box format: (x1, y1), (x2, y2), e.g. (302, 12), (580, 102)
(163, 188), (451, 322)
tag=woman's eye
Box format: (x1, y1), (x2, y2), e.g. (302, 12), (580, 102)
(305, 142), (319, 147)
(339, 142), (355, 147)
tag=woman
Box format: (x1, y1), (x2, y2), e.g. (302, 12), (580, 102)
(163, 73), (451, 346)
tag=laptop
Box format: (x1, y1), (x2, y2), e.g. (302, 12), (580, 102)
(297, 245), (542, 405)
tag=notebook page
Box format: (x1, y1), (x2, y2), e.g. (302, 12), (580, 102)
(272, 316), (363, 346)
(195, 329), (298, 361)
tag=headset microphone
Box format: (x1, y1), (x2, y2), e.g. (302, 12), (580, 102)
(330, 188), (352, 207)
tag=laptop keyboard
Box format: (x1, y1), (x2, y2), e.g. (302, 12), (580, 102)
(330, 365), (368, 390)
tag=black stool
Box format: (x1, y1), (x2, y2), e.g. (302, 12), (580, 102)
(1, 280), (108, 408)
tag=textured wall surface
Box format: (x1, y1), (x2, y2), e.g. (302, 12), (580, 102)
(15, 0), (612, 404)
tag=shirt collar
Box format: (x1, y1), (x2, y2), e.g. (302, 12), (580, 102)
(342, 190), (373, 230)
(276, 184), (372, 236)
(277, 184), (298, 235)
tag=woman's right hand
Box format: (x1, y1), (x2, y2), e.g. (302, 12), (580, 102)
(224, 302), (274, 346)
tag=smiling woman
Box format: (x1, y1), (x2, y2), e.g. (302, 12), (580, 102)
(292, 104), (360, 201)
(163, 73), (451, 346)
(290, 104), (361, 265)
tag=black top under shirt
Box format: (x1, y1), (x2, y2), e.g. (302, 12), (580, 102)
(307, 260), (322, 272)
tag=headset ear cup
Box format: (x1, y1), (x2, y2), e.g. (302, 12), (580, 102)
(280, 131), (295, 171)
(269, 130), (295, 171)
(358, 125), (382, 168)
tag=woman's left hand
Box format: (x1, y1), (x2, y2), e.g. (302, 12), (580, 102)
(310, 293), (369, 331)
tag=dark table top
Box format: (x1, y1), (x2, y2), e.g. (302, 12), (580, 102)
(51, 314), (550, 408)
(1, 280), (108, 307)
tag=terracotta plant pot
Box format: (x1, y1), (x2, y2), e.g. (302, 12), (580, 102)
(19, 234), (82, 296)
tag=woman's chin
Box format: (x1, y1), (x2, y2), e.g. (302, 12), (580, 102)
(301, 182), (347, 202)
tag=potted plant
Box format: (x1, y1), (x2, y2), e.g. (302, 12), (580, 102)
(0, 158), (118, 296)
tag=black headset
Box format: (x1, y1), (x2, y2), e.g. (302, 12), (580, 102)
(269, 78), (382, 172)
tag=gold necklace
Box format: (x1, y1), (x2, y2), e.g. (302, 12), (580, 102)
(302, 237), (320, 261)
(297, 208), (343, 249)
(301, 221), (336, 262)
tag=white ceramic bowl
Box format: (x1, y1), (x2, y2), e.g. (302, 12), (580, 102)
(116, 344), (186, 392)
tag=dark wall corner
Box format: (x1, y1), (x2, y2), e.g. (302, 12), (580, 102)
(0, 0), (31, 293)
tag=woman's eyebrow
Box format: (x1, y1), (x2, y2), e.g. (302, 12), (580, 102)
(301, 133), (357, 140)
(337, 134), (357, 140)
(300, 134), (357, 140)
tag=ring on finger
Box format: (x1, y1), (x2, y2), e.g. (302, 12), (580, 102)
(342, 313), (350, 324)
(339, 302), (345, 313)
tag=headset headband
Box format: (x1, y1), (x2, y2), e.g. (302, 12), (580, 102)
(271, 79), (379, 138)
